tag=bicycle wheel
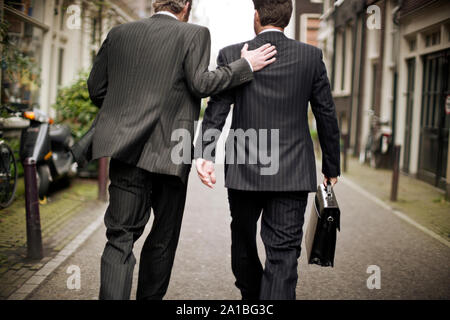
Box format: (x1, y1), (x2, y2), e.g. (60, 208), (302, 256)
(0, 142), (18, 209)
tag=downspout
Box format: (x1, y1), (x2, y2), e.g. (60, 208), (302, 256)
(331, 18), (337, 92)
(354, 2), (367, 156)
(391, 1), (402, 147)
(349, 5), (359, 151)
(375, 0), (387, 118)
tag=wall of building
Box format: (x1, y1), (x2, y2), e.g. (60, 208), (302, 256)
(1, 0), (139, 116)
(395, 0), (450, 188)
(295, 0), (323, 42)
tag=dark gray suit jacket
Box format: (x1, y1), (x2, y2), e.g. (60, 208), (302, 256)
(198, 31), (340, 192)
(86, 14), (253, 182)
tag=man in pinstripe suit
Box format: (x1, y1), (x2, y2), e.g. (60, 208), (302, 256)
(86, 0), (277, 300)
(196, 0), (341, 300)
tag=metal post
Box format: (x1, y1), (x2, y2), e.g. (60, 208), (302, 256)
(390, 145), (401, 202)
(23, 158), (43, 260)
(98, 157), (108, 202)
(342, 134), (349, 173)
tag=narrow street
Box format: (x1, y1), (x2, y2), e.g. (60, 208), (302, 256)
(27, 166), (450, 300)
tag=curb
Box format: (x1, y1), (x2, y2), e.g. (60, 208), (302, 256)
(341, 176), (450, 248)
(7, 203), (107, 300)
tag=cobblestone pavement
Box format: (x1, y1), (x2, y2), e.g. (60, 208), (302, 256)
(27, 166), (450, 300)
(0, 179), (100, 299)
(344, 157), (450, 241)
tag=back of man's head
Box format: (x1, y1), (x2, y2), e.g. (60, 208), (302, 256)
(253, 0), (293, 28)
(153, 0), (192, 14)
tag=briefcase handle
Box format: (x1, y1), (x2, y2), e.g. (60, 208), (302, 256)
(326, 181), (333, 199)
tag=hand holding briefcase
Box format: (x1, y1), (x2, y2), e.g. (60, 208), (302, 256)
(70, 124), (95, 169)
(70, 115), (99, 169)
(305, 182), (341, 267)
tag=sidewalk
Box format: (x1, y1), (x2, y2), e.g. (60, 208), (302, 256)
(26, 166), (450, 300)
(343, 156), (450, 241)
(0, 178), (101, 299)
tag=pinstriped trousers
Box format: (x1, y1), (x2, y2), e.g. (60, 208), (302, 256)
(99, 159), (188, 300)
(228, 189), (308, 300)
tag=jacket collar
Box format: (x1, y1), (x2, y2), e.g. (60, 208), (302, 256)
(152, 12), (178, 21)
(255, 30), (287, 42)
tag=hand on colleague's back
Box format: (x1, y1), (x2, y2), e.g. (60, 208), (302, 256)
(241, 43), (277, 72)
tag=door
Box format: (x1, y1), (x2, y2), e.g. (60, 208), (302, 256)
(418, 49), (450, 188)
(403, 58), (415, 173)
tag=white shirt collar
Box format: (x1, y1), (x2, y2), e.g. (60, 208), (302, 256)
(259, 28), (284, 35)
(155, 11), (178, 20)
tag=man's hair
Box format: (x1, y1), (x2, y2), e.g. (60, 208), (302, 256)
(253, 0), (293, 28)
(153, 0), (192, 14)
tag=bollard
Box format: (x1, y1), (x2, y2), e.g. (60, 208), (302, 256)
(23, 158), (43, 260)
(342, 134), (349, 173)
(390, 145), (401, 202)
(98, 157), (109, 202)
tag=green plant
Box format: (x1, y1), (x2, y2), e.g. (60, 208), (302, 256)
(53, 71), (98, 140)
(1, 20), (42, 92)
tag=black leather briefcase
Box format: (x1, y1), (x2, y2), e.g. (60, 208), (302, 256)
(305, 183), (341, 267)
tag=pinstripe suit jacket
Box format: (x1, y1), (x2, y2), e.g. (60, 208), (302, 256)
(86, 14), (253, 182)
(199, 31), (341, 192)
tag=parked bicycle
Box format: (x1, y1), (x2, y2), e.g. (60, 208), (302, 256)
(362, 110), (393, 169)
(0, 105), (30, 208)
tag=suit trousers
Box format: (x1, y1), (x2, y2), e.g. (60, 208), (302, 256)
(227, 189), (309, 300)
(99, 159), (188, 300)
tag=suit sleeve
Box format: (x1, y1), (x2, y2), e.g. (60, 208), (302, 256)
(87, 34), (109, 108)
(194, 50), (236, 161)
(184, 27), (253, 98)
(310, 50), (341, 178)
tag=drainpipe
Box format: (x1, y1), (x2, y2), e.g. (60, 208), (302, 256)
(391, 0), (402, 160)
(354, 7), (367, 156)
(348, 3), (360, 152)
(331, 20), (337, 92)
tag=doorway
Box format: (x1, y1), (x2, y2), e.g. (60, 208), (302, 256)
(418, 49), (450, 188)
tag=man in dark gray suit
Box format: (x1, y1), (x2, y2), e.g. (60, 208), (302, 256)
(87, 0), (277, 300)
(196, 0), (340, 300)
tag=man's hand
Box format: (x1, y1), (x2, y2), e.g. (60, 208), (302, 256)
(241, 43), (277, 72)
(196, 159), (216, 189)
(324, 176), (338, 187)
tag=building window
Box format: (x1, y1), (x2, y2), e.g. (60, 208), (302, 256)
(403, 58), (415, 173)
(306, 16), (320, 47)
(447, 23), (450, 42)
(57, 48), (65, 87)
(2, 1), (47, 107)
(425, 30), (441, 47)
(418, 50), (450, 188)
(333, 29), (343, 91)
(371, 63), (378, 109)
(300, 14), (320, 47)
(91, 17), (98, 45)
(333, 25), (353, 94)
(408, 39), (416, 52)
(341, 27), (346, 91)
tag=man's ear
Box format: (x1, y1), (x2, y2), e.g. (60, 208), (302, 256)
(181, 2), (191, 22)
(255, 10), (259, 23)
